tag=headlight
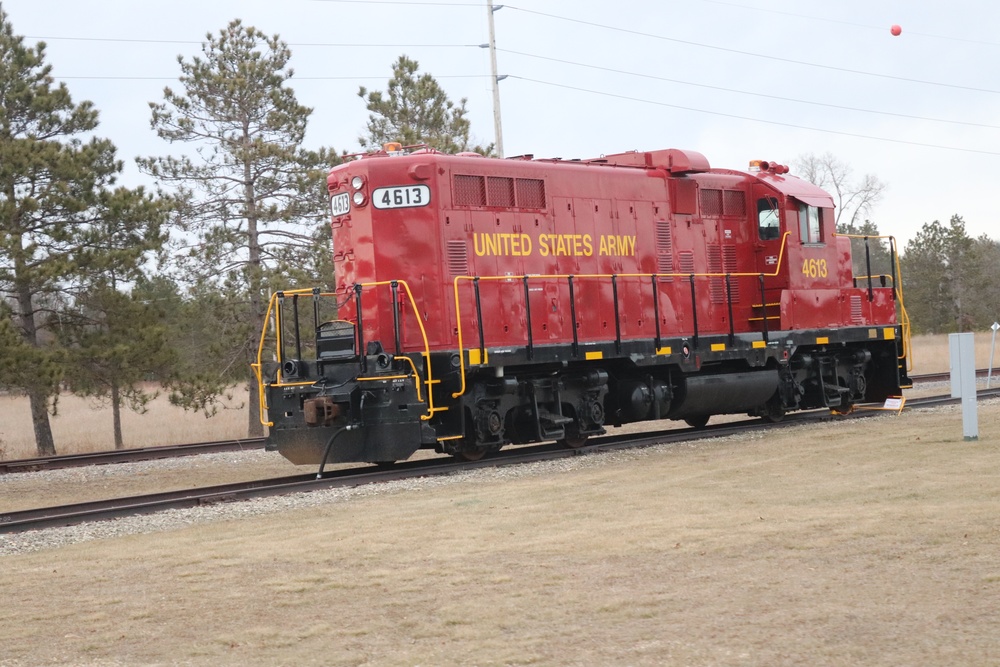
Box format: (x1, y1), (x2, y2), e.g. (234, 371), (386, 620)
(351, 175), (365, 190)
(352, 191), (367, 207)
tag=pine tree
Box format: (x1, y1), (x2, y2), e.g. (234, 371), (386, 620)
(901, 215), (975, 333)
(0, 10), (142, 455)
(359, 55), (493, 154)
(138, 20), (337, 437)
(58, 187), (172, 449)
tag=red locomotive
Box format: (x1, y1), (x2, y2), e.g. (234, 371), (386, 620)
(254, 145), (911, 466)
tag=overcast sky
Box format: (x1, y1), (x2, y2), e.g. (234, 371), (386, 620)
(3, 0), (998, 247)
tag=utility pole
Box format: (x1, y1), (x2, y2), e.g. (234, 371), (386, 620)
(486, 1), (505, 157)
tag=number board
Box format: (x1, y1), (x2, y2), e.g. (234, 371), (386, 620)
(372, 185), (431, 210)
(330, 192), (350, 217)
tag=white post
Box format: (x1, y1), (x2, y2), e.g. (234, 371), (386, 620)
(988, 322), (999, 389)
(949, 332), (979, 441)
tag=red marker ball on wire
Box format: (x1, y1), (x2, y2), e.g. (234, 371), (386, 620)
(890, 24), (902, 36)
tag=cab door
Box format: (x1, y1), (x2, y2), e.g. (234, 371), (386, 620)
(753, 187), (788, 330)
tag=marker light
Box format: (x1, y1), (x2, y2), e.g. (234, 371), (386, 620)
(351, 175), (365, 190)
(352, 191), (367, 207)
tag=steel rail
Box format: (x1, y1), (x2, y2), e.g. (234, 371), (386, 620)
(4, 390), (994, 535)
(0, 438), (266, 475)
(910, 369), (996, 384)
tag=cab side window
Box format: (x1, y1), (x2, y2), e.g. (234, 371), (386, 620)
(757, 197), (780, 240)
(798, 203), (822, 243)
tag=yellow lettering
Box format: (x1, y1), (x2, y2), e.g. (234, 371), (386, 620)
(556, 234), (568, 256)
(598, 234), (637, 256)
(583, 234), (593, 256)
(509, 233), (521, 256)
(538, 234), (551, 256)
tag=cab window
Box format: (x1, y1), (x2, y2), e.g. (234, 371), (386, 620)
(798, 203), (822, 243)
(757, 197), (780, 240)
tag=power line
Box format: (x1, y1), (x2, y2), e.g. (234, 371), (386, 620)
(29, 6), (1000, 96)
(26, 35), (477, 48)
(692, 0), (1000, 47)
(504, 5), (1000, 95)
(510, 76), (1000, 157)
(55, 74), (489, 80)
(498, 48), (1000, 131)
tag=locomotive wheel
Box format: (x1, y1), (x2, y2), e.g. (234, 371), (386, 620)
(453, 446), (488, 462)
(761, 408), (785, 424)
(684, 415), (710, 429)
(558, 434), (590, 449)
(760, 398), (786, 423)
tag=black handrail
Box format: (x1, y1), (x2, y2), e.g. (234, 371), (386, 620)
(725, 274), (735, 345)
(354, 284), (365, 372)
(522, 276), (534, 360)
(612, 274), (622, 354)
(652, 275), (662, 351)
(390, 280), (401, 354)
(568, 275), (579, 357)
(758, 274), (769, 344)
(689, 274), (699, 348)
(474, 277), (485, 362)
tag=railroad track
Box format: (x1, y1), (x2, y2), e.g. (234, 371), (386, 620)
(6, 390), (996, 535)
(0, 438), (266, 475)
(911, 368), (998, 384)
(0, 370), (984, 476)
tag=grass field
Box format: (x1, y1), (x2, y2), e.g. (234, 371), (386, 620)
(1, 333), (998, 460)
(1, 401), (998, 665)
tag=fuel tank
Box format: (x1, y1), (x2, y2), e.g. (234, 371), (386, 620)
(668, 369), (779, 420)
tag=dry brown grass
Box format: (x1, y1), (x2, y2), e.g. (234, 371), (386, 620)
(909, 331), (1000, 374)
(2, 403), (999, 666)
(0, 385), (250, 460)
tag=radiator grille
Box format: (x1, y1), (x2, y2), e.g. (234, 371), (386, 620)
(700, 189), (723, 216)
(486, 176), (515, 207)
(851, 295), (863, 323)
(446, 239), (469, 276)
(655, 220), (673, 276)
(515, 178), (546, 208)
(453, 174), (546, 209)
(723, 190), (746, 216)
(700, 188), (746, 217)
(677, 250), (695, 274)
(708, 245), (740, 304)
(453, 174), (486, 206)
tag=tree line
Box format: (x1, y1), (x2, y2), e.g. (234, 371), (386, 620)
(2, 11), (996, 457)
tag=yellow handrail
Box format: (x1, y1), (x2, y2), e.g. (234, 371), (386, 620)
(361, 279), (442, 421)
(451, 234), (794, 399)
(832, 232), (911, 369)
(253, 282), (444, 430)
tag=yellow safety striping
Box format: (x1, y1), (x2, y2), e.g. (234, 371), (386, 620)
(711, 343), (726, 352)
(883, 327), (895, 340)
(752, 341), (766, 349)
(585, 351), (604, 360)
(816, 337), (829, 345)
(656, 346), (672, 355)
